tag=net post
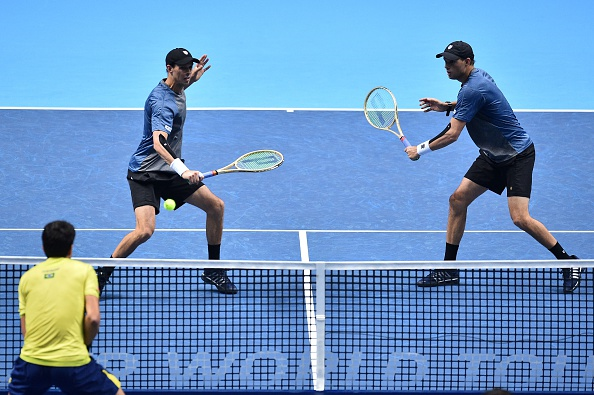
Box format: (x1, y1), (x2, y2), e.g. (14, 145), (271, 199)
(314, 261), (326, 391)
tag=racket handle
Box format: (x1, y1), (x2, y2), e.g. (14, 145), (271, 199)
(400, 136), (412, 147)
(203, 170), (218, 179)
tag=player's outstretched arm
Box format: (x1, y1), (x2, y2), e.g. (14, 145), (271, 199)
(419, 98), (456, 113)
(406, 119), (466, 161)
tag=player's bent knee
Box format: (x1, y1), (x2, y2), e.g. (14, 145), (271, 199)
(448, 192), (468, 212)
(136, 228), (155, 243)
(206, 196), (225, 216)
(511, 214), (531, 230)
(215, 198), (225, 214)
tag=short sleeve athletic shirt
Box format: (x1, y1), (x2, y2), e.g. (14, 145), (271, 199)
(129, 80), (187, 172)
(18, 257), (99, 367)
(453, 68), (532, 163)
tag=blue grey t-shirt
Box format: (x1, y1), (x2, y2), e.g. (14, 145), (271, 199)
(129, 80), (186, 173)
(454, 68), (532, 163)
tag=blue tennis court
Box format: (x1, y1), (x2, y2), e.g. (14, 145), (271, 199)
(1, 109), (593, 395)
(1, 108), (593, 258)
(1, 1), (594, 394)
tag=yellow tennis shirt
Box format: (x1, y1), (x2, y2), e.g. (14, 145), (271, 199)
(18, 257), (99, 367)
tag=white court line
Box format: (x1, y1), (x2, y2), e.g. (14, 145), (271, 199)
(1, 106), (593, 112)
(299, 230), (322, 391)
(0, 228), (592, 233)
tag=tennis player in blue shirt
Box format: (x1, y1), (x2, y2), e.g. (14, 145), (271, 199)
(405, 41), (583, 293)
(96, 48), (237, 295)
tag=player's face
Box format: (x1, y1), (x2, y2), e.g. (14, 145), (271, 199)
(171, 63), (193, 86)
(444, 58), (468, 81)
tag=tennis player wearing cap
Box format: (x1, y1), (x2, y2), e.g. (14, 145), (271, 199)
(405, 41), (583, 293)
(96, 48), (238, 295)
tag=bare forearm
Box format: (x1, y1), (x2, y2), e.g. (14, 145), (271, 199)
(154, 132), (177, 165)
(20, 316), (26, 337)
(84, 295), (100, 346)
(84, 315), (100, 346)
(428, 125), (460, 150)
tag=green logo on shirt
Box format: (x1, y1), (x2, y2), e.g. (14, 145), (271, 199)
(44, 273), (55, 279)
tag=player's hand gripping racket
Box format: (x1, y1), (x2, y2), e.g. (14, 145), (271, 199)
(203, 150), (284, 178)
(364, 86), (411, 147)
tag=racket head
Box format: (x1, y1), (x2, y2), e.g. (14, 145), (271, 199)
(364, 86), (399, 131)
(234, 150), (284, 172)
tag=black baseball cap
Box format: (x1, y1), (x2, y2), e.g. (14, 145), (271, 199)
(436, 41), (474, 61)
(166, 48), (199, 66)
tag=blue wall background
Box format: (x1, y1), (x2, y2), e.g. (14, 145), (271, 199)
(1, 0), (593, 110)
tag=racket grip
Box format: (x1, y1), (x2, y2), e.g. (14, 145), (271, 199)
(203, 170), (217, 179)
(400, 136), (412, 147)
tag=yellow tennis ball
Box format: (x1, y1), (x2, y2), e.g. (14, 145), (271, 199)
(164, 199), (176, 211)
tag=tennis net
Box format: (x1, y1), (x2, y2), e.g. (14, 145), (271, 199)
(1, 257), (593, 393)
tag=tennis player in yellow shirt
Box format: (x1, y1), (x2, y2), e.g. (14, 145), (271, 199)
(8, 221), (125, 395)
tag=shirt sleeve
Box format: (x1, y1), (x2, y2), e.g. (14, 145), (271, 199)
(454, 87), (485, 123)
(84, 265), (100, 297)
(18, 275), (27, 316)
(150, 98), (175, 135)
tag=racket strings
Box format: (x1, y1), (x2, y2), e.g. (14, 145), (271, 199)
(236, 151), (283, 171)
(366, 90), (396, 128)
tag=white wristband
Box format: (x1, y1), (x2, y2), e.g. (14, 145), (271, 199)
(417, 140), (432, 156)
(170, 158), (189, 176)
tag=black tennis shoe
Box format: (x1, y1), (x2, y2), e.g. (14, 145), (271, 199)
(417, 269), (460, 287)
(96, 266), (114, 296)
(561, 255), (584, 294)
(201, 269), (238, 294)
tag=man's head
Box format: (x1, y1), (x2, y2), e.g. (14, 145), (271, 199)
(165, 48), (199, 89)
(42, 220), (75, 258)
(166, 48), (199, 68)
(436, 41), (474, 63)
(436, 41), (475, 82)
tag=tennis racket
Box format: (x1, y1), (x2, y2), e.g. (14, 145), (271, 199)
(364, 86), (411, 147)
(202, 150), (284, 178)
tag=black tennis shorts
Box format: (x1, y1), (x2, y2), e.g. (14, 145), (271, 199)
(464, 144), (535, 198)
(127, 170), (204, 214)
